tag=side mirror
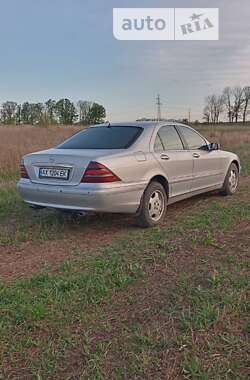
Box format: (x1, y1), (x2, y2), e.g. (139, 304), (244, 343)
(208, 142), (220, 151)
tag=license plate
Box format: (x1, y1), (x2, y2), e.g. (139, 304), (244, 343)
(39, 167), (70, 180)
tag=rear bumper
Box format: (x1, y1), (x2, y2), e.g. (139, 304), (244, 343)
(17, 179), (146, 214)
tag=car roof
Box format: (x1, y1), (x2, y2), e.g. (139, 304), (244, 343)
(94, 121), (190, 129)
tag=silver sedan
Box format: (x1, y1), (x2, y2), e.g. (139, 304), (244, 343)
(17, 122), (240, 227)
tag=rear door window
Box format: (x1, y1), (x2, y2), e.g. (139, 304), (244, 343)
(155, 126), (184, 151)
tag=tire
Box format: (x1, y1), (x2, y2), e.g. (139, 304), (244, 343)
(221, 162), (239, 196)
(136, 181), (167, 228)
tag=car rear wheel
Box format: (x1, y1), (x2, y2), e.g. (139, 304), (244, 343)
(136, 181), (167, 228)
(221, 162), (239, 195)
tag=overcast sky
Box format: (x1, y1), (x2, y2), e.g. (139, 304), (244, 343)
(0, 0), (249, 121)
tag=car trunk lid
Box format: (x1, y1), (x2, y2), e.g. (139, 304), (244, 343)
(24, 148), (119, 186)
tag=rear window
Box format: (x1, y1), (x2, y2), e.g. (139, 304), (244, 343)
(58, 126), (143, 150)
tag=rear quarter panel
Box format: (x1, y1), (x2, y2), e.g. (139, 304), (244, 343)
(95, 126), (167, 188)
(99, 151), (166, 186)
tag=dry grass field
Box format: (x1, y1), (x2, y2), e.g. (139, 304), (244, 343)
(0, 123), (250, 176)
(0, 123), (249, 379)
(200, 126), (250, 145)
(0, 125), (80, 175)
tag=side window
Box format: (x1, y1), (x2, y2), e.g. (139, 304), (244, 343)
(179, 127), (207, 150)
(157, 126), (184, 150)
(154, 134), (164, 152)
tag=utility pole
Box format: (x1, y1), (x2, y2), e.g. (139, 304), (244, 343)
(188, 108), (191, 123)
(156, 94), (162, 122)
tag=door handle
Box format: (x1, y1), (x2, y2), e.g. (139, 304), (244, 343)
(160, 154), (170, 160)
(192, 153), (200, 158)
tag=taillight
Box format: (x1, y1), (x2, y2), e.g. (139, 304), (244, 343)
(20, 163), (29, 179)
(81, 161), (121, 183)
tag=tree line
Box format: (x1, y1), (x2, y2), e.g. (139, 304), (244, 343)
(0, 99), (106, 125)
(203, 86), (250, 124)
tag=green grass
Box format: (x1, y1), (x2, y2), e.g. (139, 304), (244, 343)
(0, 188), (249, 378)
(0, 254), (143, 328)
(0, 168), (18, 184)
(0, 142), (249, 247)
(0, 186), (95, 245)
(182, 356), (209, 380)
(0, 142), (249, 378)
(0, 185), (20, 218)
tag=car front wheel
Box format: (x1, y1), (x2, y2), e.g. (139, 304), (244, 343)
(136, 181), (167, 228)
(221, 162), (239, 195)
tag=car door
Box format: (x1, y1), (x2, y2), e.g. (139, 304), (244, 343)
(176, 125), (223, 191)
(153, 125), (193, 198)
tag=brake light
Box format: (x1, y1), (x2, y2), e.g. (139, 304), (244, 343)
(20, 163), (29, 179)
(81, 161), (121, 183)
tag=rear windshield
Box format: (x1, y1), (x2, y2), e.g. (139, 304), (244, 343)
(58, 126), (143, 150)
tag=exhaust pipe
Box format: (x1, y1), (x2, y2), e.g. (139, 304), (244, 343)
(76, 211), (87, 217)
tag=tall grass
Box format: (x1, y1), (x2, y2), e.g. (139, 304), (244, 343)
(0, 124), (249, 176)
(197, 126), (250, 146)
(0, 125), (80, 175)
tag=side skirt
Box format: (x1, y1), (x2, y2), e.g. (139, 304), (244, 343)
(168, 184), (222, 205)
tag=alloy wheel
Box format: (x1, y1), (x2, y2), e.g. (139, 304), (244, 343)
(148, 190), (165, 222)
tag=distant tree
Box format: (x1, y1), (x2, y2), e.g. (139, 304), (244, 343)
(242, 86), (250, 124)
(1, 101), (17, 124)
(88, 103), (106, 124)
(0, 98), (105, 126)
(203, 95), (224, 123)
(55, 99), (77, 125)
(203, 105), (211, 123)
(16, 104), (22, 124)
(204, 96), (215, 123)
(20, 102), (44, 125)
(223, 87), (234, 123)
(45, 99), (57, 124)
(77, 100), (84, 122)
(76, 101), (106, 124)
(232, 86), (244, 123)
(77, 100), (92, 124)
(214, 95), (224, 123)
(21, 102), (31, 124)
(31, 103), (44, 125)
